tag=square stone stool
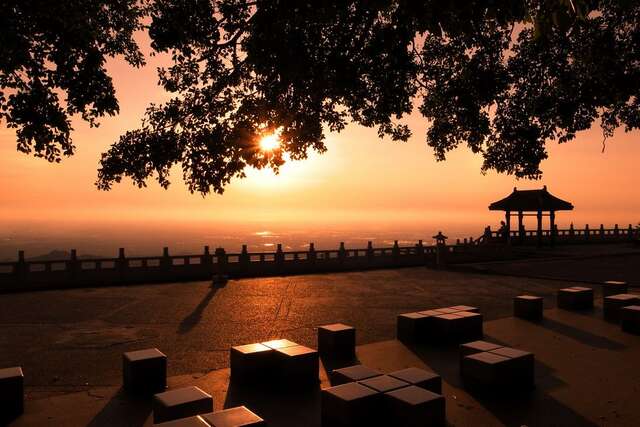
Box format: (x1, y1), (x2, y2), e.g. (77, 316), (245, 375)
(123, 348), (167, 394)
(384, 386), (445, 427)
(604, 294), (640, 322)
(230, 343), (275, 384)
(332, 364), (382, 386)
(558, 287), (594, 310)
(202, 406), (266, 426)
(432, 307), (460, 314)
(359, 375), (408, 393)
(621, 305), (640, 334)
(461, 352), (511, 390)
(514, 295), (543, 321)
(318, 323), (356, 360)
(430, 313), (463, 343)
(153, 386), (213, 424)
(261, 339), (298, 350)
(456, 311), (484, 342)
(154, 415), (210, 426)
(603, 281), (628, 297)
(449, 305), (480, 313)
(459, 341), (504, 364)
(397, 312), (432, 343)
(275, 344), (319, 386)
(321, 382), (379, 427)
(489, 347), (535, 390)
(0, 366), (24, 424)
(389, 367), (441, 394)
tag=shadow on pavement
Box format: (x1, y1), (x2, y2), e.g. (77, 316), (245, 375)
(86, 388), (151, 427)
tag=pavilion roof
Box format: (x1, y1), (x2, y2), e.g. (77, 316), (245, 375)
(489, 186), (574, 212)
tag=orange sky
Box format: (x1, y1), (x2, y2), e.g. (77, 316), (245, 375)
(1, 40), (639, 242)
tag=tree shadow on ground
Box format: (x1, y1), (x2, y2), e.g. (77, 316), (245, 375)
(405, 341), (597, 427)
(178, 286), (219, 335)
(86, 388), (151, 427)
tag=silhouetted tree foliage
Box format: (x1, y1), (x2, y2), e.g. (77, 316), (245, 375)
(1, 1), (639, 194)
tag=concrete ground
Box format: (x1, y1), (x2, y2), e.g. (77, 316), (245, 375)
(9, 307), (640, 426)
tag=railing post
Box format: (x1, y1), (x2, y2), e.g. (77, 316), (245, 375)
(161, 247), (171, 270)
(116, 248), (126, 283)
(392, 240), (400, 263)
(585, 224), (590, 241)
(215, 247), (227, 275)
(275, 244), (284, 269)
(69, 249), (79, 282)
(614, 224), (619, 239)
(569, 223), (575, 240)
(202, 246), (213, 266)
(600, 224), (605, 240)
(308, 243), (316, 265)
(366, 241), (374, 265)
(240, 244), (250, 273)
(629, 224), (634, 241)
(16, 250), (26, 284)
(338, 242), (346, 263)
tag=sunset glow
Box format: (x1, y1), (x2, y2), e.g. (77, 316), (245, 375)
(259, 134), (280, 152)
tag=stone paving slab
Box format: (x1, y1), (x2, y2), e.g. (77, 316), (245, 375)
(9, 306), (640, 427)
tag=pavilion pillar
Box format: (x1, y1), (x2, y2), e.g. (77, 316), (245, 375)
(549, 210), (556, 246)
(536, 210), (543, 246)
(518, 211), (524, 243)
(505, 211), (511, 245)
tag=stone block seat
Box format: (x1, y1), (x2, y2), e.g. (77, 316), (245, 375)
(388, 367), (442, 394)
(123, 348), (167, 394)
(321, 382), (379, 427)
(396, 312), (432, 343)
(153, 386), (214, 424)
(459, 340), (504, 362)
(154, 415), (210, 426)
(621, 305), (640, 335)
(431, 311), (483, 344)
(201, 406), (266, 426)
(332, 364), (382, 386)
(273, 344), (319, 386)
(461, 346), (534, 392)
(230, 343), (275, 384)
(384, 385), (446, 427)
(603, 281), (628, 297)
(603, 294), (640, 322)
(318, 323), (356, 360)
(358, 375), (408, 393)
(557, 287), (594, 310)
(514, 295), (544, 321)
(0, 366), (24, 424)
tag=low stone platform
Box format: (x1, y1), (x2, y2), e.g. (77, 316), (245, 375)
(9, 305), (640, 426)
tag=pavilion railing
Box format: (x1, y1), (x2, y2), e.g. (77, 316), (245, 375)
(475, 223), (639, 245)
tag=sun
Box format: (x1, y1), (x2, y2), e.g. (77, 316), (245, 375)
(259, 134), (280, 152)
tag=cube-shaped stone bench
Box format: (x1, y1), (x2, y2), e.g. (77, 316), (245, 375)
(388, 368), (441, 394)
(332, 364), (382, 386)
(461, 347), (534, 392)
(447, 305), (480, 314)
(321, 382), (379, 427)
(603, 281), (628, 297)
(430, 311), (483, 344)
(274, 344), (319, 386)
(621, 305), (640, 335)
(397, 312), (433, 343)
(459, 340), (504, 363)
(261, 338), (298, 350)
(123, 348), (167, 394)
(0, 366), (24, 424)
(514, 295), (543, 321)
(384, 386), (445, 427)
(154, 415), (210, 426)
(230, 343), (275, 384)
(318, 323), (356, 360)
(604, 294), (640, 322)
(359, 375), (409, 394)
(153, 386), (213, 424)
(558, 287), (594, 310)
(201, 406), (266, 426)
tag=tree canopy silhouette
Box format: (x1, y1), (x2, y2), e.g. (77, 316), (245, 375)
(1, 1), (638, 194)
